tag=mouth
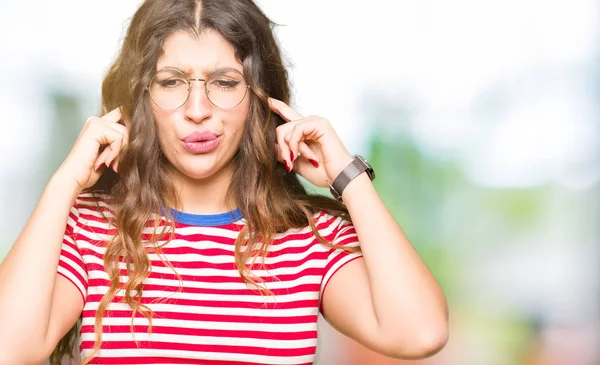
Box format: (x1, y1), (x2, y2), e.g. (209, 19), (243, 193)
(182, 131), (220, 143)
(181, 136), (221, 154)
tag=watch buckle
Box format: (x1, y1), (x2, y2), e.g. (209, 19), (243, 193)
(326, 179), (343, 201)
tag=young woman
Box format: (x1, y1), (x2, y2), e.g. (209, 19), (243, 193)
(0, 1), (448, 364)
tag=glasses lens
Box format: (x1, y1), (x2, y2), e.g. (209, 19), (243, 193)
(206, 68), (248, 109)
(149, 69), (189, 110)
(148, 68), (249, 110)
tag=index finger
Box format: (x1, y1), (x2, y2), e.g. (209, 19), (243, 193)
(268, 97), (302, 122)
(101, 107), (123, 123)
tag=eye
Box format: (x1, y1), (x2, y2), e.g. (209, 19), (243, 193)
(157, 78), (187, 88)
(211, 79), (239, 90)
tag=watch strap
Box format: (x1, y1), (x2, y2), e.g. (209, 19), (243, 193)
(328, 156), (371, 201)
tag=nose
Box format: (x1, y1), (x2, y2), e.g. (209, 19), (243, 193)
(183, 80), (212, 123)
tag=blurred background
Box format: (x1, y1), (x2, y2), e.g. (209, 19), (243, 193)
(1, 0), (598, 364)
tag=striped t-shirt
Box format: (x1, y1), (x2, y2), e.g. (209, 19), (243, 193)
(57, 192), (362, 364)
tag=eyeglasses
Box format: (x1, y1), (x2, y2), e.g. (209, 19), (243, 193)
(147, 67), (250, 110)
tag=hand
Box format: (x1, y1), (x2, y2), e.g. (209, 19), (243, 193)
(269, 98), (354, 188)
(55, 107), (128, 192)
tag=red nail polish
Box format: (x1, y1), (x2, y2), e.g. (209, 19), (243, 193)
(94, 164), (103, 172)
(309, 159), (319, 168)
(284, 161), (291, 173)
(290, 151), (295, 162)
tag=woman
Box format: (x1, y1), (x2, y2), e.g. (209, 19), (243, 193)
(0, 0), (448, 364)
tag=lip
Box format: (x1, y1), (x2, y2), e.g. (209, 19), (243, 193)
(182, 131), (219, 143)
(182, 136), (220, 154)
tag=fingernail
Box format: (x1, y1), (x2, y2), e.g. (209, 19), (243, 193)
(94, 163), (104, 172)
(309, 159), (319, 168)
(284, 161), (291, 173)
(290, 151), (295, 162)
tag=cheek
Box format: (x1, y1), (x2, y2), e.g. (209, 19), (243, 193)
(152, 106), (171, 128)
(230, 98), (250, 131)
(152, 111), (178, 150)
(228, 110), (249, 144)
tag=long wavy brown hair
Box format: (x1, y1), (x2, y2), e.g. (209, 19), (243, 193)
(50, 0), (358, 364)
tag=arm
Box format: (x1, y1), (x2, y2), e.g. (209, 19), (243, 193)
(322, 170), (449, 358)
(267, 97), (448, 359)
(0, 174), (84, 364)
(0, 108), (125, 364)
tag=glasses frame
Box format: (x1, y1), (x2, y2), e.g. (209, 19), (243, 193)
(146, 67), (251, 110)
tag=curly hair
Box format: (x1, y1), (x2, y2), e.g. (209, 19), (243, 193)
(50, 1), (357, 363)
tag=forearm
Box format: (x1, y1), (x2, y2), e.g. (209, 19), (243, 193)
(0, 173), (81, 353)
(342, 172), (448, 344)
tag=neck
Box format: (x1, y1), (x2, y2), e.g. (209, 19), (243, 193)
(166, 161), (237, 215)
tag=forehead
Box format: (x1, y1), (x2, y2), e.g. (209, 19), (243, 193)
(156, 30), (242, 75)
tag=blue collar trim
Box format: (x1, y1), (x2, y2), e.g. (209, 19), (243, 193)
(168, 208), (243, 226)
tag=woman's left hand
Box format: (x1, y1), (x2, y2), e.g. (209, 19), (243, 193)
(269, 97), (354, 188)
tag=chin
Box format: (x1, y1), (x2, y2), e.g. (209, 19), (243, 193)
(180, 165), (218, 180)
(183, 156), (232, 180)
(165, 148), (234, 181)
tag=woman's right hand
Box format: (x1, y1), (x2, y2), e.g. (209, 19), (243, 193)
(56, 107), (128, 192)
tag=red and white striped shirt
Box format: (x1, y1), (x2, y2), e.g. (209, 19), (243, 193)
(57, 192), (362, 364)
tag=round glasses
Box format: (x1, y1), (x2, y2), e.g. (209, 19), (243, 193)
(147, 68), (250, 110)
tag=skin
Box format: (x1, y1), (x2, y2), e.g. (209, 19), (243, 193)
(270, 101), (449, 359)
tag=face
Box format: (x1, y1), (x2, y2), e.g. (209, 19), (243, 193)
(151, 30), (250, 183)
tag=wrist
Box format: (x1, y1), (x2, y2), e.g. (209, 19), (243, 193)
(340, 171), (372, 201)
(327, 154), (375, 202)
(49, 170), (84, 199)
(326, 154), (354, 182)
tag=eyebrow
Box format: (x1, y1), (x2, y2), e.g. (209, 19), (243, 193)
(157, 65), (243, 76)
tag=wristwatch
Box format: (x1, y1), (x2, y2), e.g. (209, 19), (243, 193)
(327, 154), (375, 201)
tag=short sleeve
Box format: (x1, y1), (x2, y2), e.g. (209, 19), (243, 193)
(56, 199), (88, 303)
(319, 214), (363, 312)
